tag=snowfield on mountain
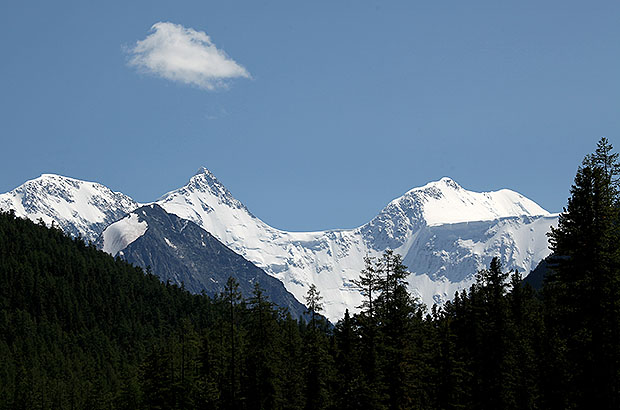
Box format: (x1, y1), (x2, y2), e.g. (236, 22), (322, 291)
(1, 169), (558, 321)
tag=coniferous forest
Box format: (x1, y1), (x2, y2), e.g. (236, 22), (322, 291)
(2, 138), (620, 409)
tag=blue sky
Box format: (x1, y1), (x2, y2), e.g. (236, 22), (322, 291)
(1, 1), (619, 231)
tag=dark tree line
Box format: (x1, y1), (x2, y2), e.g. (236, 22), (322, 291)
(2, 137), (620, 409)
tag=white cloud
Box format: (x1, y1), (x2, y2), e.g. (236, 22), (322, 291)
(128, 22), (250, 90)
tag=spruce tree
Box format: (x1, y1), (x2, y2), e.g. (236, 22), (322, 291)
(352, 255), (384, 409)
(245, 282), (283, 410)
(352, 255), (381, 321)
(281, 313), (304, 410)
(545, 137), (620, 408)
(506, 270), (542, 410)
(302, 284), (332, 410)
(333, 310), (368, 410)
(430, 300), (469, 410)
(374, 250), (422, 410)
(221, 276), (244, 409)
(304, 284), (324, 331)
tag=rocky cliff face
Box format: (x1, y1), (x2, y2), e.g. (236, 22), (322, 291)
(97, 204), (307, 319)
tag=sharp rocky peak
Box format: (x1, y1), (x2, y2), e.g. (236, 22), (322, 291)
(159, 167), (249, 213)
(193, 166), (216, 178)
(189, 167), (228, 192)
(436, 177), (461, 190)
(166, 167), (230, 197)
(409, 176), (462, 196)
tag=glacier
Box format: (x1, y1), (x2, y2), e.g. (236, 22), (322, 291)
(156, 169), (558, 321)
(0, 174), (139, 242)
(101, 212), (149, 256)
(0, 169), (558, 321)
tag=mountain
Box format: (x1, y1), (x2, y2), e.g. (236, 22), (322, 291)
(523, 254), (567, 290)
(96, 204), (307, 318)
(0, 169), (558, 321)
(0, 174), (139, 242)
(157, 169), (557, 320)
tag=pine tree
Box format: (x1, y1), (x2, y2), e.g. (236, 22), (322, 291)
(304, 284), (324, 331)
(374, 250), (422, 410)
(352, 255), (381, 321)
(141, 345), (174, 410)
(351, 255), (384, 409)
(281, 313), (304, 410)
(221, 276), (244, 409)
(506, 270), (542, 410)
(116, 369), (142, 410)
(302, 284), (332, 410)
(469, 257), (511, 410)
(430, 301), (469, 410)
(333, 310), (368, 410)
(245, 282), (283, 410)
(197, 330), (222, 409)
(544, 137), (620, 408)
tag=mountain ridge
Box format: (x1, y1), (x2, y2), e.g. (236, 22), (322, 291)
(0, 168), (558, 320)
(0, 173), (139, 242)
(97, 203), (307, 318)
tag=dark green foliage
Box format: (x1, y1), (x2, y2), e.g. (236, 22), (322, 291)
(332, 310), (366, 410)
(0, 210), (303, 409)
(302, 284), (334, 410)
(244, 282), (284, 410)
(469, 257), (510, 409)
(507, 271), (543, 410)
(112, 204), (307, 319)
(543, 137), (620, 409)
(0, 209), (211, 409)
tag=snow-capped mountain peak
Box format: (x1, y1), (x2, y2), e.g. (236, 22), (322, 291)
(159, 167), (249, 215)
(1, 171), (558, 321)
(154, 172), (557, 321)
(401, 177), (550, 226)
(0, 174), (139, 242)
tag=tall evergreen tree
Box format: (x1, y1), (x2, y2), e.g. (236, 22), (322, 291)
(302, 284), (332, 410)
(469, 257), (511, 409)
(196, 329), (223, 409)
(429, 300), (469, 410)
(545, 137), (620, 408)
(506, 270), (542, 410)
(245, 282), (283, 410)
(332, 310), (368, 410)
(351, 255), (384, 409)
(352, 255), (381, 321)
(304, 284), (324, 331)
(141, 345), (174, 410)
(281, 313), (304, 410)
(221, 276), (244, 409)
(374, 250), (424, 410)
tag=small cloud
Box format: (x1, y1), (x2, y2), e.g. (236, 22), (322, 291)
(127, 22), (250, 90)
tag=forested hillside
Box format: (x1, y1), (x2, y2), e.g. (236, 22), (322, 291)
(0, 209), (325, 409)
(2, 138), (620, 409)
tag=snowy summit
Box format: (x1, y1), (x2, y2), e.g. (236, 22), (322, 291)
(0, 169), (557, 321)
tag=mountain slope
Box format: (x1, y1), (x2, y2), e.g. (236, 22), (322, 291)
(1, 169), (558, 321)
(97, 204), (307, 318)
(157, 169), (557, 320)
(0, 174), (139, 242)
(0, 208), (216, 408)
